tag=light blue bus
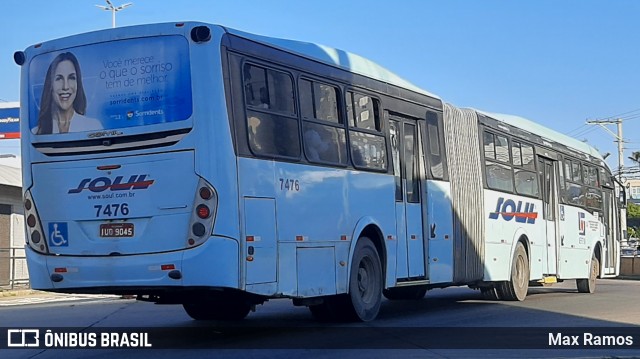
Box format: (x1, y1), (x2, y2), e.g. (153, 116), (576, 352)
(15, 22), (625, 321)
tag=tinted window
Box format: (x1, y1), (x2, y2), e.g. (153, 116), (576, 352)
(486, 161), (514, 192)
(243, 64), (299, 159)
(350, 131), (387, 170)
(426, 112), (444, 179)
(404, 123), (419, 203)
(495, 135), (510, 163)
(484, 132), (495, 160)
(512, 142), (522, 166)
(347, 92), (380, 131)
(302, 121), (347, 165)
(300, 80), (340, 123)
(390, 120), (402, 200)
(247, 111), (300, 158)
(514, 169), (539, 197)
(521, 143), (535, 170)
(244, 65), (295, 115)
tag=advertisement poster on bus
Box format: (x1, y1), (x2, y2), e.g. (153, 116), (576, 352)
(27, 36), (192, 135)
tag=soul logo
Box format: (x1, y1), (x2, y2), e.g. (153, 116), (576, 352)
(488, 197), (538, 224)
(68, 175), (154, 194)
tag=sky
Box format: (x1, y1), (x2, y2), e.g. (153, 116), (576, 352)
(0, 0), (639, 175)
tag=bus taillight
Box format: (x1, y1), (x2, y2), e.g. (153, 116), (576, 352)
(199, 187), (212, 200)
(23, 190), (49, 254)
(196, 204), (210, 219)
(186, 179), (217, 248)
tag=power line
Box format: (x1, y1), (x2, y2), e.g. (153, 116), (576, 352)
(565, 124), (589, 136)
(598, 108), (640, 122)
(571, 126), (600, 138)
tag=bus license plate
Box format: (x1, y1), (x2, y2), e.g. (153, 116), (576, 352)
(99, 223), (134, 238)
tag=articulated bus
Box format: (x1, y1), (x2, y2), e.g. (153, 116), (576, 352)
(15, 22), (625, 321)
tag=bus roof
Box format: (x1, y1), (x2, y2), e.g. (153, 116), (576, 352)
(223, 27), (440, 100)
(476, 110), (605, 162)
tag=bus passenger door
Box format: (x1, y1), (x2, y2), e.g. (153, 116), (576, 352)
(390, 118), (425, 279)
(602, 190), (618, 275)
(538, 157), (559, 275)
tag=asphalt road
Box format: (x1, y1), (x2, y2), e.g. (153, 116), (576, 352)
(1, 279), (640, 359)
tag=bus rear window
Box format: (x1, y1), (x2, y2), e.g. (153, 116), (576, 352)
(28, 35), (192, 135)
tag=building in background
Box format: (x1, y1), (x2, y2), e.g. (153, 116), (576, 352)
(623, 178), (640, 204)
(0, 102), (24, 288)
(0, 162), (25, 288)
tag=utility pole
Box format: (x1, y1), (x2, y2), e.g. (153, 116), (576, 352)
(586, 118), (624, 178)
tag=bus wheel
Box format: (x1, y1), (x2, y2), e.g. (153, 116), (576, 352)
(480, 285), (502, 300)
(344, 237), (383, 321)
(383, 286), (427, 300)
(499, 242), (529, 301)
(576, 254), (599, 294)
(183, 299), (251, 321)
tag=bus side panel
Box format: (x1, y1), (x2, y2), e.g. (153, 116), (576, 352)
(182, 236), (240, 288)
(237, 157), (276, 295)
(344, 171), (396, 290)
(273, 161), (395, 296)
(425, 180), (454, 284)
(243, 197), (277, 285)
(483, 190), (544, 281)
(297, 247), (337, 297)
(557, 206), (597, 279)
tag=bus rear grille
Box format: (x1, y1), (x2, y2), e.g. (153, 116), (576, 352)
(32, 128), (191, 156)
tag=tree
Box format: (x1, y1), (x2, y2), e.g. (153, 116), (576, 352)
(628, 202), (640, 219)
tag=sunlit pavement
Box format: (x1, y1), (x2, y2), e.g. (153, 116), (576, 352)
(0, 291), (125, 307)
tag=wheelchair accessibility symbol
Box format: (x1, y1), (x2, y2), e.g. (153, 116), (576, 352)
(48, 222), (69, 247)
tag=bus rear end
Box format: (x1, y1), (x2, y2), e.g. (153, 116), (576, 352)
(16, 23), (244, 307)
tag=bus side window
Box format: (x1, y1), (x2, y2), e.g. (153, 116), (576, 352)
(425, 111), (444, 179)
(243, 63), (300, 159)
(484, 131), (514, 192)
(557, 156), (567, 203)
(513, 142), (538, 197)
(565, 159), (585, 207)
(346, 91), (386, 171)
(300, 79), (347, 165)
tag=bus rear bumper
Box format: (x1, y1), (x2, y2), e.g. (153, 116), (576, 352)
(25, 236), (240, 294)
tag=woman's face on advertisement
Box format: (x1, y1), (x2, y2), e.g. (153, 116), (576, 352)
(52, 60), (77, 112)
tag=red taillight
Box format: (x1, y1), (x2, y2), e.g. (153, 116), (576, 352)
(196, 204), (210, 219)
(161, 264), (175, 271)
(54, 268), (67, 273)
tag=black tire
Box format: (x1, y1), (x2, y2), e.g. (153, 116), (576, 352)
(183, 298), (251, 321)
(480, 285), (502, 300)
(577, 254), (599, 294)
(342, 237), (383, 321)
(383, 286), (427, 300)
(499, 242), (529, 301)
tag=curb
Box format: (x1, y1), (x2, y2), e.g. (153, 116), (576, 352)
(0, 289), (38, 298)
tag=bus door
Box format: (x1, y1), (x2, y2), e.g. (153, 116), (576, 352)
(602, 189), (618, 275)
(538, 156), (559, 275)
(390, 116), (425, 279)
